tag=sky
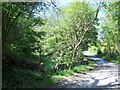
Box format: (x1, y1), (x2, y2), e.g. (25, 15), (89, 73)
(58, 0), (106, 19)
(34, 0), (106, 39)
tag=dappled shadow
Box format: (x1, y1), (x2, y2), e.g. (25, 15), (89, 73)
(89, 75), (118, 88)
(90, 76), (108, 88)
(49, 73), (119, 88)
(48, 62), (119, 88)
(48, 53), (119, 88)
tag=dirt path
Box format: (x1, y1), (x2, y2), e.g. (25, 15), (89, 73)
(49, 54), (120, 88)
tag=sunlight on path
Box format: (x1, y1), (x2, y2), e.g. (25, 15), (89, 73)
(49, 51), (119, 88)
(83, 51), (95, 56)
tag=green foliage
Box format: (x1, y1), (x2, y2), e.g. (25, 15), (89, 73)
(54, 69), (75, 77)
(53, 59), (97, 77)
(102, 54), (120, 65)
(73, 60), (97, 73)
(96, 2), (120, 64)
(2, 66), (55, 88)
(2, 2), (47, 63)
(2, 2), (56, 88)
(3, 1), (119, 88)
(42, 2), (98, 67)
(88, 46), (98, 55)
(100, 1), (120, 56)
(74, 66), (89, 72)
(115, 56), (120, 64)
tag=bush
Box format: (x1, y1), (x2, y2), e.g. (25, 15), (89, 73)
(2, 66), (55, 88)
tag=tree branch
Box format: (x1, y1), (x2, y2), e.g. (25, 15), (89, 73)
(72, 3), (101, 60)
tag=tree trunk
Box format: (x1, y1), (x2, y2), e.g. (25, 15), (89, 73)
(108, 43), (112, 57)
(72, 28), (88, 60)
(72, 4), (101, 60)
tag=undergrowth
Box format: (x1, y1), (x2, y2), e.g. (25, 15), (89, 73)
(2, 56), (97, 88)
(52, 60), (97, 78)
(2, 66), (55, 88)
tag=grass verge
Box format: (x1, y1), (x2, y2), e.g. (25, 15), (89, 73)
(52, 60), (97, 79)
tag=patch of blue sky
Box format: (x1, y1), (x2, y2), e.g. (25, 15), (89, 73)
(34, 0), (106, 39)
(56, 0), (72, 7)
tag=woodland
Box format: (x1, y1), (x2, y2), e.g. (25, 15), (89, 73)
(2, 1), (120, 88)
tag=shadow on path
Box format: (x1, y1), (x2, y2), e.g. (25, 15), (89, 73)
(48, 51), (119, 88)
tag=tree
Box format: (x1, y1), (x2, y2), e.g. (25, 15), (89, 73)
(42, 2), (101, 68)
(2, 2), (58, 65)
(100, 1), (120, 56)
(72, 3), (101, 59)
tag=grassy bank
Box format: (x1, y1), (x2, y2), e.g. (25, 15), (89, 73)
(102, 55), (120, 65)
(52, 59), (97, 80)
(2, 58), (97, 88)
(2, 66), (55, 88)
